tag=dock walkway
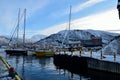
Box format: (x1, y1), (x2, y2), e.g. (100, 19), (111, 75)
(54, 51), (120, 74)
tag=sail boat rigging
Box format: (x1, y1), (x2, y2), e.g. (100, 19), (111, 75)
(68, 5), (72, 49)
(61, 6), (72, 51)
(17, 8), (20, 47)
(5, 8), (27, 56)
(23, 9), (26, 48)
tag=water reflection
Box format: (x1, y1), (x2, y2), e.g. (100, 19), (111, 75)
(22, 56), (25, 80)
(38, 58), (48, 68)
(0, 50), (111, 80)
(2, 53), (88, 80)
(54, 61), (120, 80)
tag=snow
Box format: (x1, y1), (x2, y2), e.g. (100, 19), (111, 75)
(56, 51), (120, 64)
(85, 29), (119, 37)
(36, 29), (120, 48)
(31, 34), (47, 42)
(55, 30), (120, 61)
(102, 36), (120, 55)
(85, 29), (119, 45)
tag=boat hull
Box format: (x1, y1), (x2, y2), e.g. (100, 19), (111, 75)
(35, 51), (55, 57)
(5, 49), (27, 56)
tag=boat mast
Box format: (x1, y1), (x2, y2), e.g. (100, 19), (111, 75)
(23, 8), (26, 48)
(17, 8), (20, 48)
(68, 5), (72, 48)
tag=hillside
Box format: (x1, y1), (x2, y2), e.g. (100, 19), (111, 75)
(101, 35), (120, 55)
(35, 29), (119, 48)
(30, 34), (47, 42)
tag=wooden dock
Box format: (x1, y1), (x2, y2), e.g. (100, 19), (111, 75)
(87, 57), (120, 74)
(54, 53), (120, 75)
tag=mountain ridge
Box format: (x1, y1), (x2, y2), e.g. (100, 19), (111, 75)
(35, 29), (120, 48)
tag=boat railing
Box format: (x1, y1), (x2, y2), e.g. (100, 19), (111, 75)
(0, 56), (22, 80)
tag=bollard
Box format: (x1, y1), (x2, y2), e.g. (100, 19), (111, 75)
(71, 50), (73, 55)
(64, 49), (66, 54)
(58, 49), (60, 54)
(80, 49), (82, 57)
(90, 50), (92, 57)
(100, 49), (102, 60)
(114, 52), (116, 61)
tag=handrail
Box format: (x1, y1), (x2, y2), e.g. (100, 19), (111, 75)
(0, 56), (21, 80)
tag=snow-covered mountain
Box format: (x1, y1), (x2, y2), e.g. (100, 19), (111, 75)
(35, 29), (120, 48)
(31, 34), (47, 42)
(0, 36), (9, 46)
(84, 29), (119, 46)
(0, 29), (120, 55)
(0, 35), (34, 47)
(101, 35), (120, 55)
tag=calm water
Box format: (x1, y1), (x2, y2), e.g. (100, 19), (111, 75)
(0, 49), (120, 80)
(0, 49), (89, 80)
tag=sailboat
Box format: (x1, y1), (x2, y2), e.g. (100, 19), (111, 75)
(5, 9), (27, 56)
(35, 6), (72, 57)
(59, 6), (72, 52)
(35, 40), (55, 57)
(35, 51), (55, 57)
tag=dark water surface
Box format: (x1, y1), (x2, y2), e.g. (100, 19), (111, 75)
(1, 49), (120, 80)
(0, 50), (89, 80)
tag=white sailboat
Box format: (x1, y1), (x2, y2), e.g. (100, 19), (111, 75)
(5, 9), (27, 56)
(60, 6), (72, 51)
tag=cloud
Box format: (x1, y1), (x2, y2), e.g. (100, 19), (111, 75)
(72, 0), (105, 13)
(40, 9), (120, 35)
(50, 0), (105, 18)
(0, 0), (49, 35)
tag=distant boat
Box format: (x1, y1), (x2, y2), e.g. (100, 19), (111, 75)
(34, 40), (55, 57)
(5, 49), (27, 56)
(5, 9), (27, 56)
(35, 50), (55, 57)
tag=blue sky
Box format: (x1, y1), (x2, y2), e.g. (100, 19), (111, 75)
(0, 0), (119, 38)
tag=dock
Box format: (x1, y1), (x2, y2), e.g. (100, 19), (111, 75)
(54, 51), (120, 74)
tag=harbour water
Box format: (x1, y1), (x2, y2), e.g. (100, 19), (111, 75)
(0, 49), (120, 80)
(0, 49), (89, 80)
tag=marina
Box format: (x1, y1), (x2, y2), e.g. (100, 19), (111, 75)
(1, 49), (120, 80)
(0, 0), (120, 80)
(0, 49), (84, 80)
(54, 50), (120, 74)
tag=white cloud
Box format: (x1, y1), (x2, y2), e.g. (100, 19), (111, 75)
(0, 0), (49, 35)
(51, 0), (105, 18)
(40, 9), (120, 35)
(72, 0), (105, 13)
